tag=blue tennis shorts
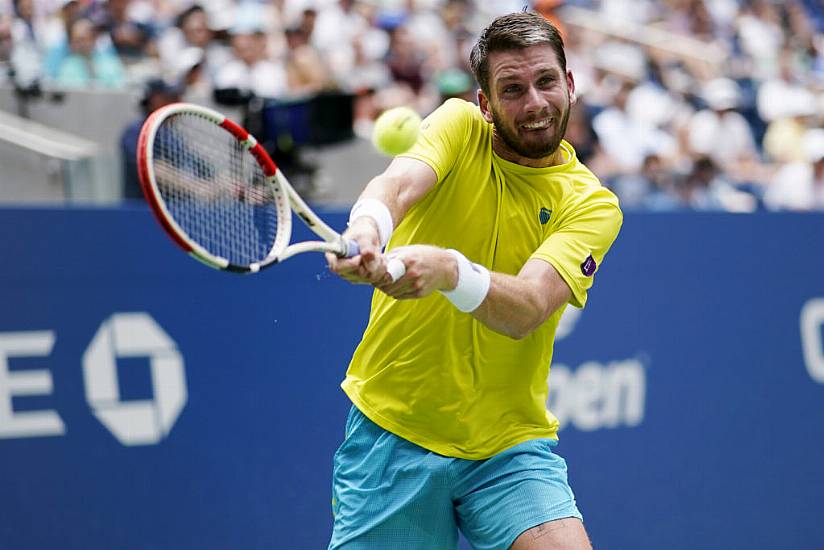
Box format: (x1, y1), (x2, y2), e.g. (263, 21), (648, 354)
(329, 406), (583, 550)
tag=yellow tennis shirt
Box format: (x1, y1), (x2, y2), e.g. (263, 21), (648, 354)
(341, 98), (623, 459)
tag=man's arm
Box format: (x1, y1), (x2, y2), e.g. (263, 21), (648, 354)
(326, 157), (438, 283)
(475, 259), (572, 339)
(376, 246), (572, 340)
(356, 157), (438, 229)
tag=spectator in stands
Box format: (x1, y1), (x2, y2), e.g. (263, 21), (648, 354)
(686, 78), (760, 184)
(9, 0), (39, 45)
(340, 10), (390, 96)
(41, 0), (80, 45)
(610, 153), (679, 211)
(734, 0), (784, 79)
(764, 128), (824, 211)
(640, 154), (685, 211)
(173, 46), (212, 102)
(283, 24), (332, 96)
(681, 154), (758, 212)
(41, 0), (82, 79)
(213, 11), (287, 99)
(2, 0), (822, 212)
(338, 4), (393, 139)
(385, 23), (427, 98)
(120, 78), (181, 200)
(591, 75), (677, 185)
(12, 0), (40, 43)
(311, 0), (368, 85)
(443, 0), (477, 73)
(52, 16), (125, 88)
(156, 3), (230, 84)
(296, 6), (317, 42)
(563, 99), (600, 165)
(760, 92), (817, 165)
(533, 0), (567, 38)
(670, 0), (716, 41)
(758, 47), (819, 163)
(678, 156), (729, 211)
(402, 0), (469, 77)
(8, 0), (45, 88)
(86, 0), (157, 64)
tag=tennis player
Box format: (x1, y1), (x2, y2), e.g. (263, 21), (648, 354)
(327, 11), (622, 550)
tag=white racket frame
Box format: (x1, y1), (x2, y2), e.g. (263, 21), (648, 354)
(139, 102), (353, 273)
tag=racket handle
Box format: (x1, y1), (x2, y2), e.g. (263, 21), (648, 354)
(344, 239), (360, 258)
(386, 257), (406, 282)
(343, 239), (405, 282)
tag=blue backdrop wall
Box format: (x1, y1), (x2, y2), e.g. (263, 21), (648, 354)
(1, 207), (823, 550)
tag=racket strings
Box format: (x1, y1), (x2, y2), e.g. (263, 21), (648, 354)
(152, 113), (280, 266)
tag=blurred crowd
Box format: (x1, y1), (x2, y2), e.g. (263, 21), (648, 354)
(0, 0), (823, 211)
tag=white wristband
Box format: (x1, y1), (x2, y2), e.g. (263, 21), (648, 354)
(440, 249), (490, 313)
(348, 198), (394, 248)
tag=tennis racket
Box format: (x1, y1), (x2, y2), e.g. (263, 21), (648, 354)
(137, 102), (405, 279)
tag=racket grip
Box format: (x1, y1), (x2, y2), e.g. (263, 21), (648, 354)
(386, 257), (406, 282)
(344, 239), (360, 258)
(344, 239), (404, 282)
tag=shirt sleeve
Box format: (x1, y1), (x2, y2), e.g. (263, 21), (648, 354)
(400, 98), (473, 183)
(531, 193), (623, 308)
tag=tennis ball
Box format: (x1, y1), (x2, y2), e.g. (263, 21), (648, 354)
(371, 107), (422, 156)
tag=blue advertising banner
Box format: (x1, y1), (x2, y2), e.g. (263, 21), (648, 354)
(1, 207), (822, 550)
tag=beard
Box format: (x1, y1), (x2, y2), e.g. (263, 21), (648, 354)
(490, 103), (571, 160)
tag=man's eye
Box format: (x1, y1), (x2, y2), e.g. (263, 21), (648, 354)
(503, 85), (521, 94)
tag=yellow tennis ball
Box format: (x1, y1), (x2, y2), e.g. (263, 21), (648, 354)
(371, 107), (422, 156)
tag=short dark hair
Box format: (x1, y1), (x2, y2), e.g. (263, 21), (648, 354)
(469, 12), (566, 97)
(176, 4), (205, 29)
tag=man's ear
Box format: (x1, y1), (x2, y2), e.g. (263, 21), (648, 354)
(477, 89), (494, 124)
(567, 68), (577, 107)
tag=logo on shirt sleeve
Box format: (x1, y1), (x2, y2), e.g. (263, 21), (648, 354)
(581, 255), (597, 276)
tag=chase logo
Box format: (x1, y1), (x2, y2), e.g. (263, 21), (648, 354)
(539, 207), (552, 224)
(0, 313), (187, 446)
(83, 313), (187, 446)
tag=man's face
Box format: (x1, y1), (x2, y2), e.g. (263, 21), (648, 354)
(479, 44), (575, 165)
(69, 19), (96, 57)
(147, 91), (179, 114)
(231, 33), (264, 65)
(182, 10), (212, 48)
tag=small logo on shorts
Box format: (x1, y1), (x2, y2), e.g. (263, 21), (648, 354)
(581, 255), (597, 276)
(539, 207), (552, 224)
